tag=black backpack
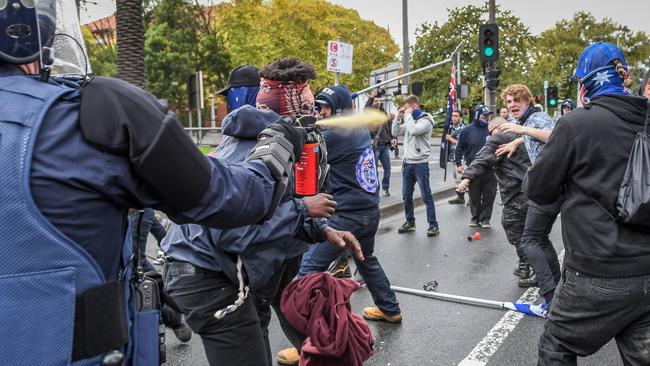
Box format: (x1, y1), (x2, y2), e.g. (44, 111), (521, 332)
(615, 100), (650, 230)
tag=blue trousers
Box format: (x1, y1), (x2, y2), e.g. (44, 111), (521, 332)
(374, 144), (391, 190)
(298, 208), (400, 315)
(402, 162), (438, 227)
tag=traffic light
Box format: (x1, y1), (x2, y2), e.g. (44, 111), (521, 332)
(547, 86), (558, 107)
(479, 24), (499, 62)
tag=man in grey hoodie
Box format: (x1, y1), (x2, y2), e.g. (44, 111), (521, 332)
(392, 95), (439, 237)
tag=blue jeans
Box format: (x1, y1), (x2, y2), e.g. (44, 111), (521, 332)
(374, 145), (391, 190)
(402, 162), (438, 227)
(298, 209), (401, 315)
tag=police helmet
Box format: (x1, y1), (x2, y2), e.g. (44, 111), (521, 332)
(1, 0), (90, 76)
(561, 99), (575, 110)
(0, 0), (56, 65)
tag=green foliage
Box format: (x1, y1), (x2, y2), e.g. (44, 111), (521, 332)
(144, 0), (231, 113)
(531, 12), (650, 101)
(410, 3), (534, 112)
(216, 0), (399, 92)
(83, 28), (117, 77)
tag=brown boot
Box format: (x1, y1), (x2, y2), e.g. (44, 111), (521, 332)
(277, 347), (299, 365)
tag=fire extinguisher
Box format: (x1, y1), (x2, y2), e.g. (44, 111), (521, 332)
(292, 118), (328, 197)
(294, 131), (320, 196)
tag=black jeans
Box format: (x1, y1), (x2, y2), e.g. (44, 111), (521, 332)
(538, 271), (650, 365)
(501, 194), (528, 261)
(251, 256), (305, 364)
(521, 200), (562, 297)
(165, 261), (268, 366)
(468, 173), (497, 223)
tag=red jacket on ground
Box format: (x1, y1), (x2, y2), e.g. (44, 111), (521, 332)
(281, 272), (374, 366)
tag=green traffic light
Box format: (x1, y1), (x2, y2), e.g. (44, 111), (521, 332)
(549, 99), (557, 106)
(484, 47), (494, 57)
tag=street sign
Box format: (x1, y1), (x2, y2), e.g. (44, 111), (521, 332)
(327, 40), (353, 74)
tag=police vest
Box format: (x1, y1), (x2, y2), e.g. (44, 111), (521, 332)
(0, 75), (136, 365)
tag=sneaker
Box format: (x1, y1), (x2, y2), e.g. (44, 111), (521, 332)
(427, 226), (440, 237)
(398, 221), (416, 233)
(172, 322), (192, 343)
(513, 261), (531, 279)
(479, 221), (491, 229)
(362, 307), (402, 323)
(469, 219), (480, 227)
(277, 347), (299, 365)
(329, 262), (352, 279)
(383, 188), (391, 197)
(519, 273), (539, 288)
(448, 193), (465, 204)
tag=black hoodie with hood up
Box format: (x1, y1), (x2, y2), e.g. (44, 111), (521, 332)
(526, 94), (650, 278)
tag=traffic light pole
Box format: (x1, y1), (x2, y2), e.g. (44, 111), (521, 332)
(485, 0), (497, 114)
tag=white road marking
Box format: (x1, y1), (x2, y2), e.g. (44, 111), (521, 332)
(457, 250), (565, 366)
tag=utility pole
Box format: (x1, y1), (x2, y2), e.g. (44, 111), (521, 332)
(402, 0), (410, 92)
(485, 0), (497, 114)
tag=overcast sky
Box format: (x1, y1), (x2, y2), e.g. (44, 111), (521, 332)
(82, 0), (650, 50)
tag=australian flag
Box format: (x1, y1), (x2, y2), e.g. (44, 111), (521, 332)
(439, 66), (457, 174)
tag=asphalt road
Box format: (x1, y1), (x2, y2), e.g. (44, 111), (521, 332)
(158, 197), (624, 366)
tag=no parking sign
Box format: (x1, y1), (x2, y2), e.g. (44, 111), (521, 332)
(327, 40), (353, 74)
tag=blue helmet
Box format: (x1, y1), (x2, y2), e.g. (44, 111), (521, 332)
(0, 0), (56, 65)
(573, 42), (627, 81)
(561, 99), (575, 110)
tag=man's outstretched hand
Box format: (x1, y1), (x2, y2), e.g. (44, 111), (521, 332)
(323, 227), (364, 261)
(495, 137), (523, 158)
(302, 193), (337, 219)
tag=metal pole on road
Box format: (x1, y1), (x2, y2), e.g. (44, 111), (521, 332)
(391, 285), (509, 310)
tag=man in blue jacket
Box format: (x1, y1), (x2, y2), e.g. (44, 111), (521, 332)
(454, 105), (497, 228)
(277, 84), (402, 365)
(162, 106), (361, 366)
(163, 58), (362, 366)
(0, 4), (309, 365)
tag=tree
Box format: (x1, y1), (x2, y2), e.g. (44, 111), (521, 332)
(116, 0), (146, 88)
(530, 12), (650, 102)
(216, 0), (399, 92)
(144, 0), (231, 116)
(410, 3), (534, 112)
(83, 18), (117, 78)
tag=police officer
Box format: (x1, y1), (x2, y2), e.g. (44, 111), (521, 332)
(560, 99), (575, 116)
(0, 2), (308, 364)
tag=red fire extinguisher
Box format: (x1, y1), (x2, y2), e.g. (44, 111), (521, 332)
(294, 135), (320, 196)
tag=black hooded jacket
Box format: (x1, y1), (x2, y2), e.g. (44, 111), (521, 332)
(526, 94), (650, 277)
(462, 132), (531, 206)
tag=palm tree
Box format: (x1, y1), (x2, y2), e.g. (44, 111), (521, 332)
(116, 0), (145, 88)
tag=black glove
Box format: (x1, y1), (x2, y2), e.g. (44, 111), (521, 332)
(264, 117), (307, 159)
